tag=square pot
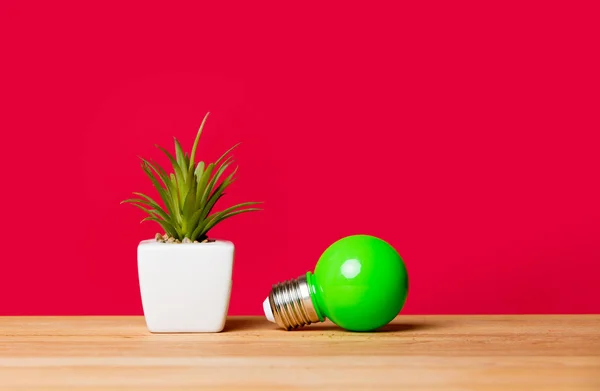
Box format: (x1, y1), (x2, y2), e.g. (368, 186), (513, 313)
(137, 239), (234, 333)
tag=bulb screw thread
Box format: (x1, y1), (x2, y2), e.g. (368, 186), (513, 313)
(267, 274), (322, 330)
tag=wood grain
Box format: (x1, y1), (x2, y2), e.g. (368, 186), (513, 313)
(0, 315), (598, 390)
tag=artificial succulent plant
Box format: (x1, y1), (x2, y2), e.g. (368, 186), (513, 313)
(122, 113), (260, 242)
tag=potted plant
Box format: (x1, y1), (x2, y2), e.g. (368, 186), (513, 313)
(122, 112), (260, 333)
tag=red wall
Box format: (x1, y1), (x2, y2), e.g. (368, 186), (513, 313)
(1, 1), (599, 315)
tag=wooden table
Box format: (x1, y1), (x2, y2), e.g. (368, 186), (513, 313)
(0, 315), (598, 390)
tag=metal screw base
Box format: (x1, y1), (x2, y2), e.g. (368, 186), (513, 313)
(267, 274), (321, 330)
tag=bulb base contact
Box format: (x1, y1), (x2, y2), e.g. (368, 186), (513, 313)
(263, 274), (322, 330)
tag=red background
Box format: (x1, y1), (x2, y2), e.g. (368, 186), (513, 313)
(1, 1), (599, 315)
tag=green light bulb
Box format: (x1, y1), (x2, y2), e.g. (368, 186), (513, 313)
(263, 234), (409, 331)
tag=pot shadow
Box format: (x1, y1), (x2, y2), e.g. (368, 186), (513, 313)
(222, 317), (273, 332)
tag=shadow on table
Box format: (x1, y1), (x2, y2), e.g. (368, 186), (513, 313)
(223, 317), (438, 333)
(373, 322), (437, 333)
(222, 317), (273, 332)
(298, 322), (437, 333)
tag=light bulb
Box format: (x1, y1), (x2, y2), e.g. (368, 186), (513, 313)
(262, 234), (409, 331)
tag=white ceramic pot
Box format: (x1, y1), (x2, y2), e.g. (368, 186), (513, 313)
(137, 239), (234, 333)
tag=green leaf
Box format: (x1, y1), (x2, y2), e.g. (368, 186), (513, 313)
(141, 162), (175, 220)
(187, 208), (206, 234)
(137, 157), (165, 187)
(190, 220), (207, 241)
(174, 138), (188, 177)
(156, 144), (187, 210)
(200, 159), (232, 208)
(214, 202), (262, 218)
(198, 165), (237, 222)
(194, 161), (205, 179)
(189, 112), (209, 171)
(196, 143), (239, 208)
(194, 161), (205, 194)
(156, 145), (185, 187)
(146, 159), (173, 191)
(191, 202), (261, 240)
(124, 200), (154, 217)
(141, 216), (179, 238)
(215, 142), (241, 166)
(193, 165), (238, 234)
(185, 158), (196, 198)
(222, 165), (238, 188)
(195, 162), (215, 206)
(147, 160), (180, 214)
(122, 196), (170, 222)
(130, 204), (179, 238)
(138, 158), (175, 217)
(181, 185), (197, 235)
(173, 138), (190, 202)
(169, 173), (182, 226)
(132, 191), (170, 217)
(198, 182), (228, 222)
(196, 206), (261, 239)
